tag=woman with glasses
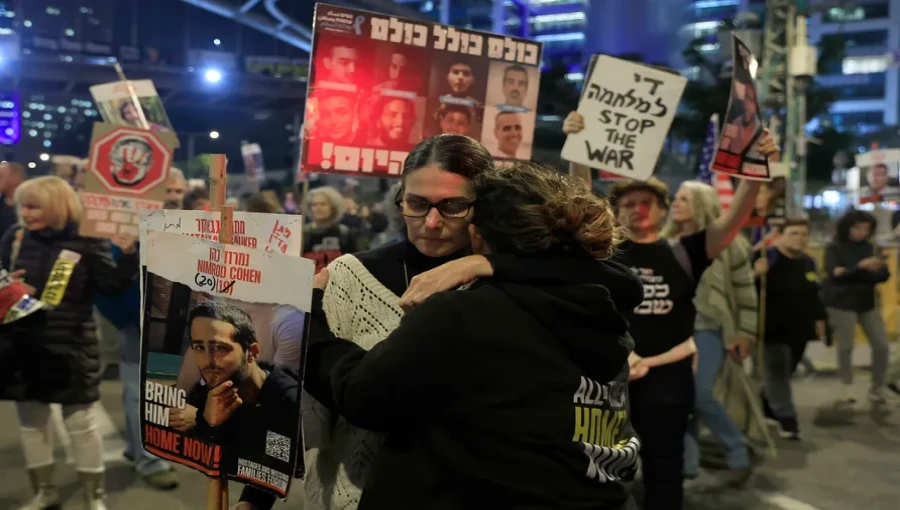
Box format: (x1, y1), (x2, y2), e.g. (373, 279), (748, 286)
(234, 134), (494, 510)
(309, 161), (643, 509)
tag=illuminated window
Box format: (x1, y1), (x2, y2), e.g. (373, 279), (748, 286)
(23, 20), (31, 27)
(43, 140), (52, 148)
(842, 56), (888, 75)
(43, 114), (52, 121)
(22, 111), (30, 118)
(27, 129), (37, 137)
(64, 29), (74, 36)
(46, 6), (61, 16)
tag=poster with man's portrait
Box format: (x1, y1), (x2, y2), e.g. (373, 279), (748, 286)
(140, 229), (314, 497)
(712, 35), (769, 180)
(90, 80), (179, 147)
(299, 3), (542, 176)
(855, 149), (900, 205)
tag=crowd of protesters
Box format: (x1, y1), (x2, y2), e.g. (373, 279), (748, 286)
(0, 120), (899, 510)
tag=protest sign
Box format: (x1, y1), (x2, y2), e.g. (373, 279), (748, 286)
(854, 148), (900, 204)
(300, 3), (543, 176)
(139, 210), (305, 266)
(561, 55), (686, 181)
(745, 177), (786, 228)
(90, 79), (178, 143)
(712, 35), (769, 180)
(140, 229), (314, 498)
(242, 143), (266, 181)
(81, 123), (178, 239)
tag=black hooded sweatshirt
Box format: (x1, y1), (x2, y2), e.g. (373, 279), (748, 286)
(310, 249), (644, 510)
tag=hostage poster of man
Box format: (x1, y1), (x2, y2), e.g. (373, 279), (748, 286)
(139, 230), (315, 499)
(712, 35), (770, 180)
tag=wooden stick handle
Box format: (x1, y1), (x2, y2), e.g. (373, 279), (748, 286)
(206, 153), (231, 510)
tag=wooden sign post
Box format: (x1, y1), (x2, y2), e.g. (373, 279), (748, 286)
(206, 153), (232, 510)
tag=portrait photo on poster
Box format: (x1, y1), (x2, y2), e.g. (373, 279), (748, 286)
(746, 177), (786, 227)
(371, 42), (429, 97)
(365, 92), (426, 151)
(427, 52), (488, 120)
(90, 80), (176, 135)
(139, 230), (314, 495)
(482, 106), (535, 160)
(310, 32), (373, 94)
(859, 161), (900, 204)
(425, 102), (479, 138)
(712, 35), (769, 180)
(484, 60), (540, 113)
(305, 87), (363, 146)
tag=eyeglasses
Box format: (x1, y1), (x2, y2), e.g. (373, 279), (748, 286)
(396, 197), (475, 219)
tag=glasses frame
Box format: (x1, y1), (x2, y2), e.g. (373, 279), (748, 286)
(394, 196), (476, 219)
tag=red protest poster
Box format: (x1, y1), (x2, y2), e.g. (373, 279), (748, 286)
(712, 35), (770, 181)
(300, 3), (543, 176)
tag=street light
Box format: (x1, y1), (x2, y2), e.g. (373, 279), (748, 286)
(39, 153), (49, 161)
(214, 38), (221, 46)
(204, 68), (223, 84)
(27, 162), (36, 169)
(209, 131), (220, 139)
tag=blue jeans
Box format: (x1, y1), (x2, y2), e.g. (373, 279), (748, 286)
(684, 329), (750, 474)
(119, 322), (171, 476)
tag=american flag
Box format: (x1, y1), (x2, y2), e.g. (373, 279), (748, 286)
(697, 114), (734, 211)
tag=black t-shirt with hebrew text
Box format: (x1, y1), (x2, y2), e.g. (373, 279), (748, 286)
(613, 230), (711, 358)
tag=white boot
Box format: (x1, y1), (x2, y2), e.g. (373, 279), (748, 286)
(78, 472), (108, 510)
(17, 465), (60, 510)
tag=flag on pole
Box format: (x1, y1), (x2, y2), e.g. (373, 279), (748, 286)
(698, 114), (734, 211)
(698, 114), (718, 185)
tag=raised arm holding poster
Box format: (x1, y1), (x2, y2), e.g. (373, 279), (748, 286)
(300, 3), (542, 176)
(560, 55), (687, 180)
(140, 229), (314, 499)
(712, 35), (770, 180)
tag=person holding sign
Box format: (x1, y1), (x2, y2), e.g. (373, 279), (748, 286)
(0, 176), (138, 510)
(562, 112), (777, 508)
(310, 161), (644, 509)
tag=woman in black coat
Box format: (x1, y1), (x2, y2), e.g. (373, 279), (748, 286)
(0, 176), (137, 510)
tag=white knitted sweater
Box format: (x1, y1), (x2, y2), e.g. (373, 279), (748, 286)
(301, 254), (404, 510)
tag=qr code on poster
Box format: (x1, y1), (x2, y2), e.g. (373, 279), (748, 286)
(265, 430), (291, 463)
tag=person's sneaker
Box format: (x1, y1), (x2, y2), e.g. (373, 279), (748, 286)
(837, 385), (857, 406)
(722, 466), (753, 487)
(869, 387), (900, 405)
(143, 469), (179, 491)
(777, 417), (800, 441)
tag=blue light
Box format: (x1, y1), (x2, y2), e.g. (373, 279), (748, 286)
(534, 32), (585, 42)
(204, 68), (223, 84)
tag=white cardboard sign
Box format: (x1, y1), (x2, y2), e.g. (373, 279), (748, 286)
(561, 55), (687, 180)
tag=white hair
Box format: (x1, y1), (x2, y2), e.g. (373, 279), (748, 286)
(661, 180), (721, 239)
(169, 166), (185, 182)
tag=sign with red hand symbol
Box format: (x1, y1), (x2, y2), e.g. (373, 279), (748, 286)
(81, 122), (178, 239)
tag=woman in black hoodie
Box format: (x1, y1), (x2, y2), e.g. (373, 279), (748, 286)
(311, 161), (644, 509)
(823, 209), (892, 404)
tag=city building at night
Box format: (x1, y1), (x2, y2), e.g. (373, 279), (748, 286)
(807, 0), (900, 133)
